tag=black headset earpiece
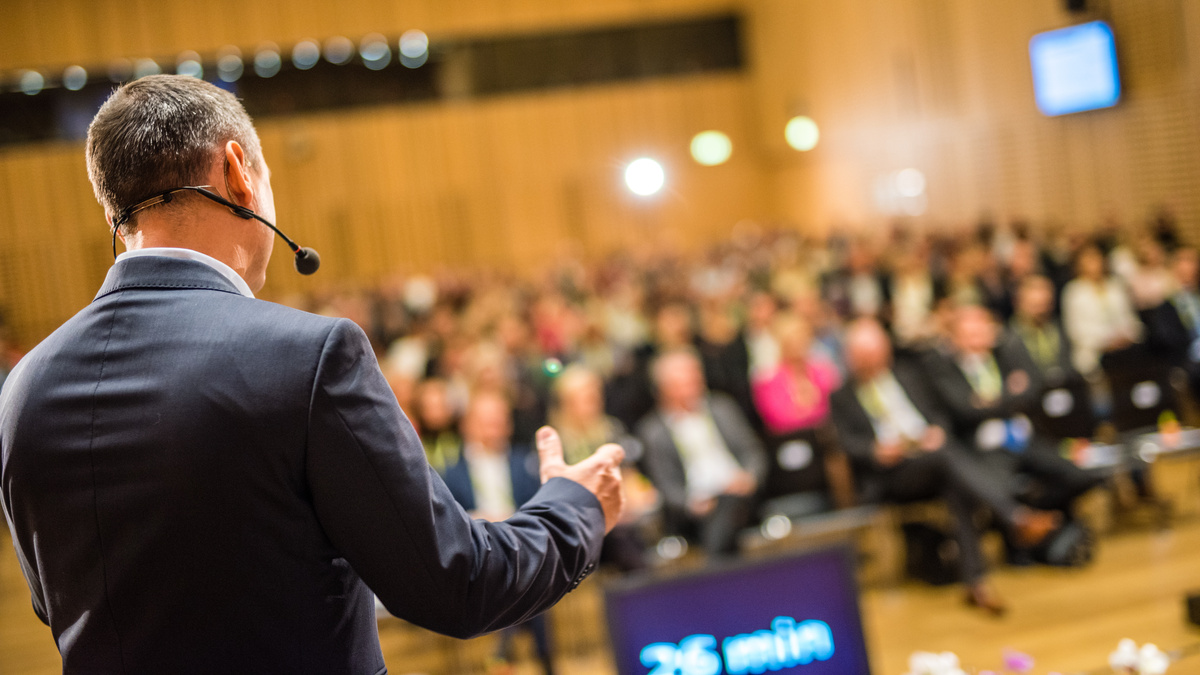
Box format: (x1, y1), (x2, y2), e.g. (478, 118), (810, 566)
(110, 185), (321, 275)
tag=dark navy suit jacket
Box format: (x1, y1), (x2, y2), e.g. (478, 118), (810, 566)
(0, 256), (604, 674)
(441, 443), (541, 514)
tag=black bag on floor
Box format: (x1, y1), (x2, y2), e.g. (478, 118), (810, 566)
(902, 522), (960, 586)
(1033, 520), (1094, 567)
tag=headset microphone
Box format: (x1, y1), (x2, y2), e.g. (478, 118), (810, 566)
(111, 185), (321, 275)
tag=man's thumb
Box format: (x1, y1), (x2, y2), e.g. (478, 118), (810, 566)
(535, 426), (567, 483)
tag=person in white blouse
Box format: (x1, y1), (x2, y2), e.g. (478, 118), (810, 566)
(1061, 244), (1143, 377)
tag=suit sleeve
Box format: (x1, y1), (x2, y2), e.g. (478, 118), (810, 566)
(712, 394), (768, 484)
(828, 387), (877, 468)
(304, 320), (605, 639)
(922, 349), (1025, 425)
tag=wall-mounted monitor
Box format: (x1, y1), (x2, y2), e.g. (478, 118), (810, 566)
(604, 545), (871, 675)
(1029, 20), (1121, 116)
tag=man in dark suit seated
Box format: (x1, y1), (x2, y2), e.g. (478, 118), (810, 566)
(1010, 275), (1080, 388)
(0, 75), (625, 673)
(923, 306), (1100, 526)
(831, 319), (1058, 615)
(636, 348), (768, 558)
(1145, 247), (1200, 397)
(443, 390), (556, 675)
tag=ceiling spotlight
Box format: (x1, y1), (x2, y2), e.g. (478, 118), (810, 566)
(785, 115), (820, 151)
(360, 34), (391, 70)
(292, 40), (321, 70)
(217, 54), (244, 82)
(400, 29), (429, 68)
(324, 36), (354, 65)
(254, 44), (282, 78)
(690, 130), (733, 166)
(19, 70), (44, 95)
(62, 65), (88, 91)
(133, 59), (162, 79)
(625, 158), (665, 196)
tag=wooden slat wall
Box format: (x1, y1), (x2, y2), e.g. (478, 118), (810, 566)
(0, 0), (741, 72)
(6, 0), (1200, 348)
(0, 74), (769, 347)
(746, 0), (1200, 238)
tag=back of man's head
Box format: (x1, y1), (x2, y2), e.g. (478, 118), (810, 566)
(86, 75), (263, 231)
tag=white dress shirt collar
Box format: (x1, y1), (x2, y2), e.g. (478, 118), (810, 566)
(116, 247), (255, 298)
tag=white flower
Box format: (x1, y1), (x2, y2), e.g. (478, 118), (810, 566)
(905, 651), (967, 675)
(1109, 639), (1170, 674)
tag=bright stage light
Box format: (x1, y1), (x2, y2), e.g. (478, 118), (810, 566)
(62, 65), (88, 91)
(785, 115), (820, 151)
(690, 130), (732, 166)
(625, 158), (665, 196)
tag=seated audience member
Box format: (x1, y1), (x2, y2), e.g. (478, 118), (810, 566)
(744, 291), (782, 378)
(1125, 233), (1175, 311)
(1010, 276), (1079, 388)
(831, 319), (1058, 615)
(1145, 247), (1200, 396)
(636, 349), (768, 558)
(412, 377), (461, 474)
(888, 243), (943, 351)
(1061, 244), (1143, 378)
(752, 313), (841, 437)
(551, 365), (653, 572)
(607, 301), (695, 431)
(923, 306), (1101, 520)
(822, 240), (889, 320)
(443, 391), (555, 675)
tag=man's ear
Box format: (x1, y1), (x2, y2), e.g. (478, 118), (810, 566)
(224, 140), (255, 209)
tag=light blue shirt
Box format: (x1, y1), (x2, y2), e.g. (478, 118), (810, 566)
(116, 247), (255, 298)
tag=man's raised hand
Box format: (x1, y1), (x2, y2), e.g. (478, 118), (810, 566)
(535, 426), (625, 533)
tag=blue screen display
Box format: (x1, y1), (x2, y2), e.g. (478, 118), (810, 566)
(1029, 21), (1121, 116)
(605, 546), (871, 675)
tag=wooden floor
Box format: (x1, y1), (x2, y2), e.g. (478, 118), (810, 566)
(3, 520), (1199, 675)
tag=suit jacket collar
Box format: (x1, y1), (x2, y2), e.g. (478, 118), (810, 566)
(95, 256), (246, 302)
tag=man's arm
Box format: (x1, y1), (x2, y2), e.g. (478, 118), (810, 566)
(305, 320), (606, 639)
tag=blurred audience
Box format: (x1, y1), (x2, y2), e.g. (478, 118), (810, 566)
(280, 215), (1193, 614)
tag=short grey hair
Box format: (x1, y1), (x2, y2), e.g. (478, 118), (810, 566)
(85, 74), (263, 232)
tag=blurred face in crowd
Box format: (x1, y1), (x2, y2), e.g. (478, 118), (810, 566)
(952, 306), (998, 356)
(1076, 246), (1106, 282)
(844, 320), (892, 382)
(1009, 239), (1039, 280)
(416, 379), (454, 433)
(1015, 276), (1055, 324)
(774, 314), (813, 366)
(654, 351), (706, 412)
(1173, 249), (1199, 290)
(461, 391), (512, 452)
(747, 292), (778, 332)
(655, 304), (693, 348)
(556, 367), (605, 427)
